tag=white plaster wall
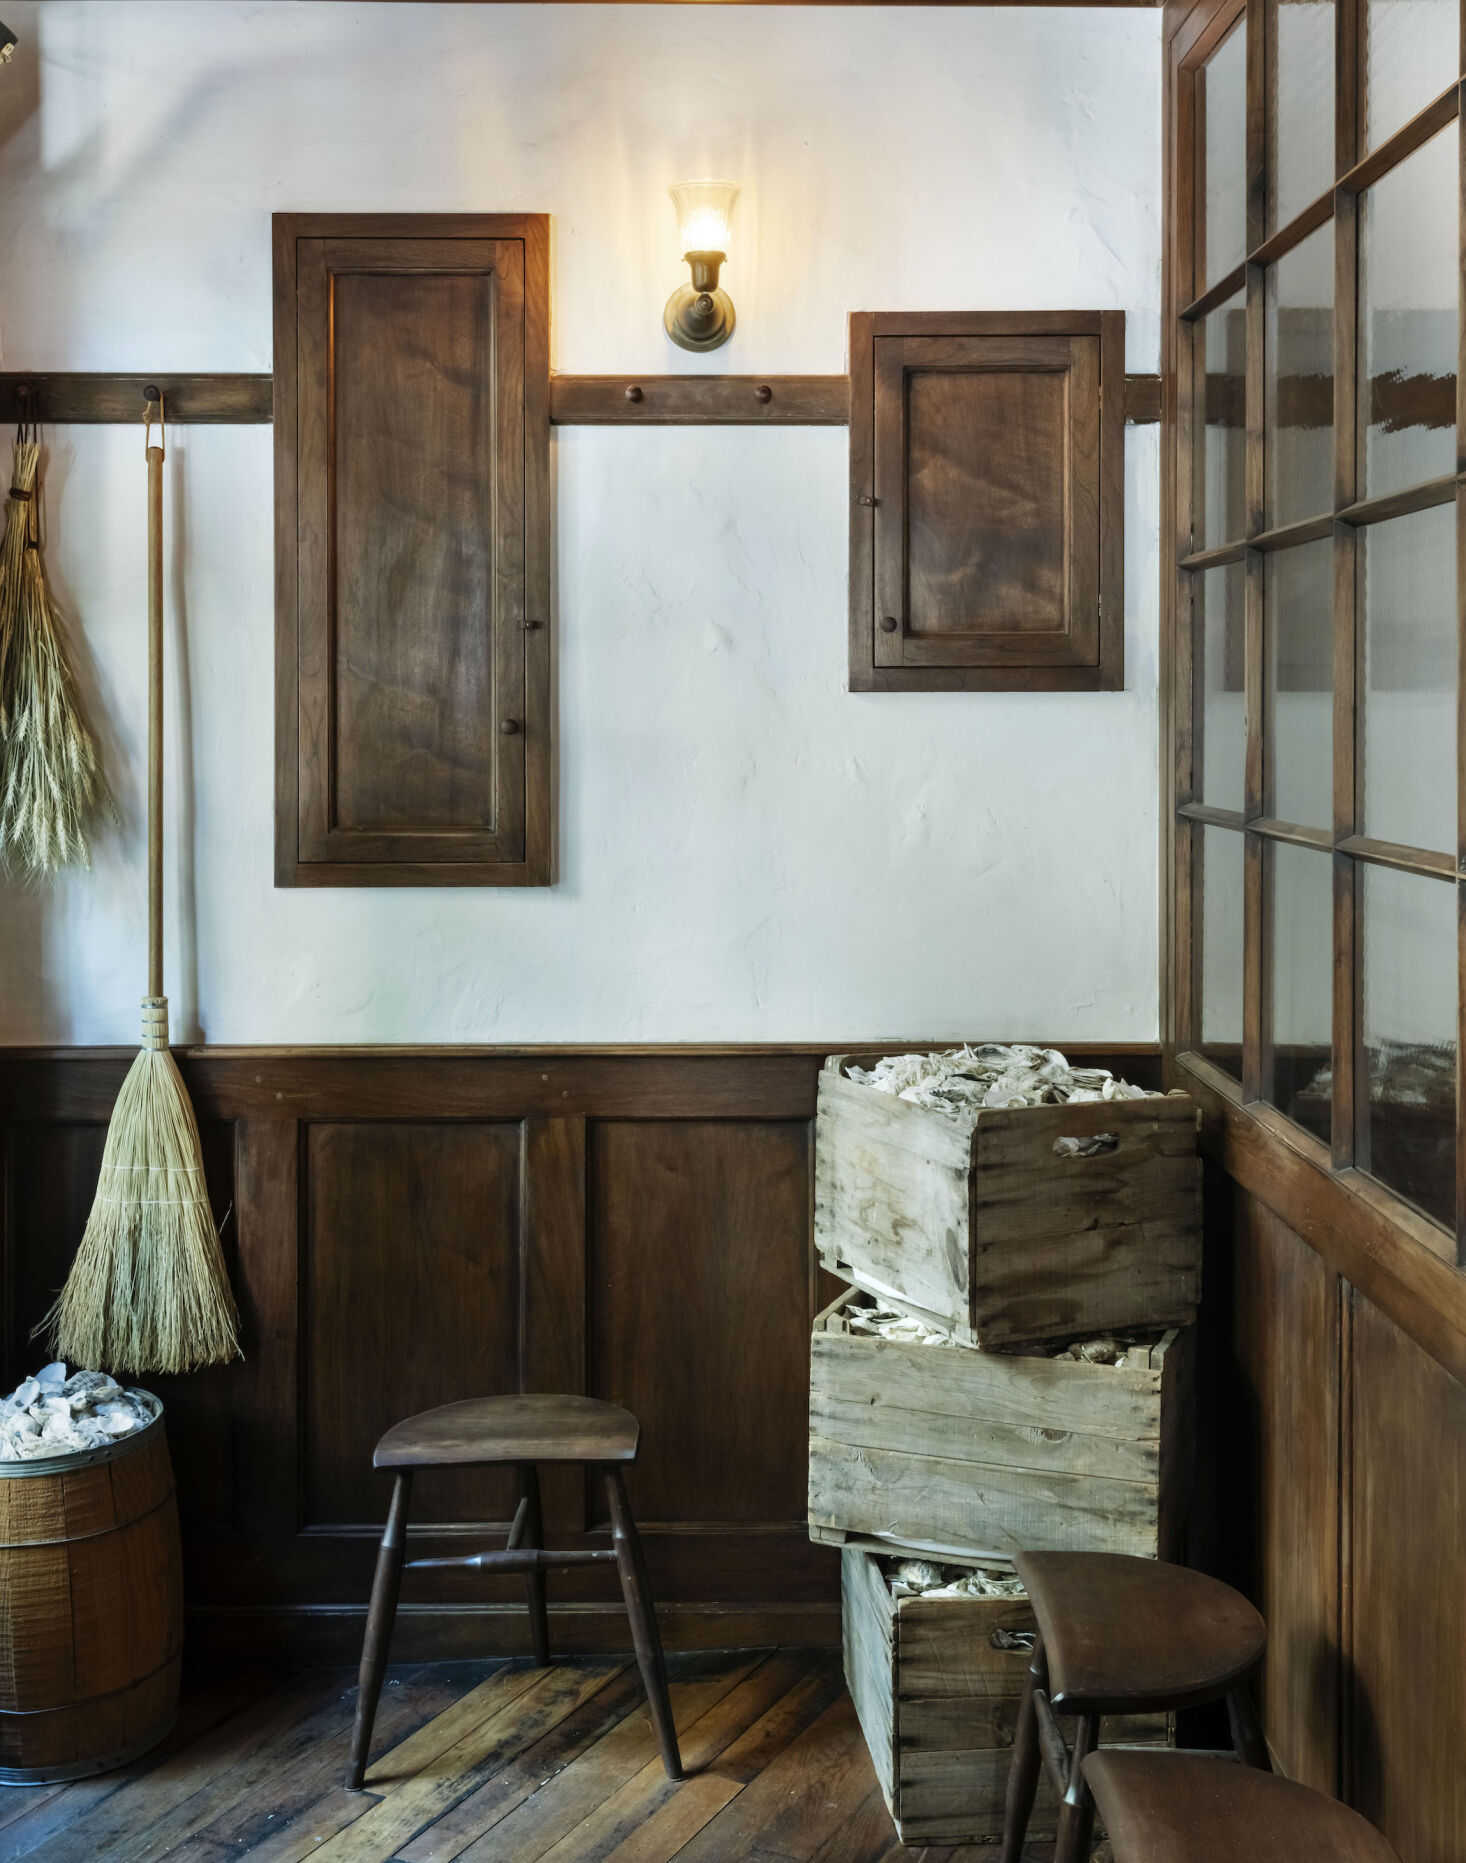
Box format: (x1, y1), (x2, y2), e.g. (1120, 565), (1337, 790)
(0, 1), (1163, 1045)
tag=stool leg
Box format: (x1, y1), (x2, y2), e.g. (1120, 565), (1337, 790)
(604, 1466), (683, 1781)
(515, 1463), (551, 1667)
(1053, 1711), (1099, 1863)
(1227, 1679), (1272, 1771)
(347, 1471), (412, 1791)
(1000, 1636), (1046, 1863)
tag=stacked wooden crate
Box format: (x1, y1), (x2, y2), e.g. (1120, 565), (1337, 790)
(809, 1051), (1202, 1843)
(843, 1548), (1171, 1845)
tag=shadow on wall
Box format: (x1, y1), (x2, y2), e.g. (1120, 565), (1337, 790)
(167, 439), (200, 1038)
(0, 423), (189, 1041)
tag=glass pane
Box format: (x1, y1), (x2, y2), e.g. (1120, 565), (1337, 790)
(1360, 863), (1457, 1228)
(1359, 124), (1458, 499)
(1203, 19), (1249, 285)
(1199, 825), (1246, 1078)
(1199, 289), (1247, 547)
(1361, 501), (1457, 854)
(1265, 220), (1334, 526)
(1268, 0), (1335, 233)
(1366, 0), (1459, 151)
(1267, 842), (1333, 1144)
(1197, 562), (1248, 811)
(1267, 537), (1334, 828)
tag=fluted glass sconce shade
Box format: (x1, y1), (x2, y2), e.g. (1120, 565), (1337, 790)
(665, 179), (739, 352)
(669, 180), (739, 257)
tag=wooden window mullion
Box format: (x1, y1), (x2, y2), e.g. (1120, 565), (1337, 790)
(1243, 0), (1267, 1102)
(1332, 0), (1362, 1170)
(1456, 72), (1466, 1260)
(1177, 53), (1202, 1055)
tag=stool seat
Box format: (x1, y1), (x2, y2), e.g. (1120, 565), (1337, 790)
(1013, 1552), (1266, 1714)
(1084, 1753), (1399, 1861)
(374, 1394), (639, 1469)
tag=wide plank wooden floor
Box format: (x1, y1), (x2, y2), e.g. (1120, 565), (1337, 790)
(0, 1650), (1054, 1863)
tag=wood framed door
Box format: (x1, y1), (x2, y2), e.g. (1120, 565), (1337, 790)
(274, 213), (551, 887)
(849, 310), (1124, 692)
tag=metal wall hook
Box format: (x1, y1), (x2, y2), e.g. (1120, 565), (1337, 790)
(143, 387), (166, 458)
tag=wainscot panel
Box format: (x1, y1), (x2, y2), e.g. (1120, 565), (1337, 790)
(1225, 1191), (1341, 1791)
(1196, 1164), (1466, 1862)
(0, 1044), (1165, 1660)
(1347, 1293), (1466, 1858)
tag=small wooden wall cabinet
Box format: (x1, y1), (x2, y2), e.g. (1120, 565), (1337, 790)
(809, 1289), (1192, 1563)
(843, 1547), (1169, 1844)
(847, 310), (1125, 692)
(274, 213), (551, 886)
(814, 1054), (1202, 1349)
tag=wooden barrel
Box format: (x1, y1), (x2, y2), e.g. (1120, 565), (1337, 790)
(0, 1394), (182, 1783)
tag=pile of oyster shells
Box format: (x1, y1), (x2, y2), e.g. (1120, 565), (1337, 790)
(887, 1557), (1027, 1602)
(1051, 1334), (1150, 1369)
(845, 1300), (1154, 1370)
(847, 1043), (1156, 1121)
(845, 1300), (964, 1349)
(0, 1363), (155, 1461)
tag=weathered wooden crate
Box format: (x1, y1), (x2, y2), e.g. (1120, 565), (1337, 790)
(843, 1547), (1170, 1844)
(815, 1052), (1201, 1348)
(809, 1288), (1192, 1563)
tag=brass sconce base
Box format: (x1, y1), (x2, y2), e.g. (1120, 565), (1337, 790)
(664, 251), (735, 352)
(664, 285), (736, 351)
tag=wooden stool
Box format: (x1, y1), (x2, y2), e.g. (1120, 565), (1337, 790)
(1084, 1751), (1400, 1861)
(346, 1394), (683, 1790)
(1001, 1552), (1269, 1863)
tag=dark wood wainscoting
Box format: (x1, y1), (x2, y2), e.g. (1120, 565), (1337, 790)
(0, 1042), (1159, 1664)
(1197, 1175), (1466, 1859)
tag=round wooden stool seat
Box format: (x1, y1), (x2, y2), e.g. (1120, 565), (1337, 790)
(1084, 1752), (1400, 1861)
(374, 1394), (639, 1469)
(1013, 1551), (1266, 1713)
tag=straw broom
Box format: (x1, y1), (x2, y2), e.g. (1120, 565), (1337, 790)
(0, 406), (103, 878)
(43, 393), (239, 1375)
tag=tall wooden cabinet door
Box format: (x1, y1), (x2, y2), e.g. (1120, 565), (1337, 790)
(275, 215), (551, 886)
(849, 311), (1123, 693)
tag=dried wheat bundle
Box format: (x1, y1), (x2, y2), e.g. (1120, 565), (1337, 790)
(0, 434), (102, 878)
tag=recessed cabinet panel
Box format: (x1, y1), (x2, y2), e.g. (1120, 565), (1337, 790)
(850, 312), (1123, 692)
(275, 214), (551, 886)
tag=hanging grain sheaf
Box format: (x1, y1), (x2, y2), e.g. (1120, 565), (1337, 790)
(0, 416), (104, 878)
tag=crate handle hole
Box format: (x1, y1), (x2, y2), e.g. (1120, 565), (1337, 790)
(990, 1628), (1037, 1652)
(1053, 1132), (1119, 1159)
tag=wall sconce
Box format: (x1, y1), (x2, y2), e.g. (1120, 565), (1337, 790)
(664, 180), (739, 353)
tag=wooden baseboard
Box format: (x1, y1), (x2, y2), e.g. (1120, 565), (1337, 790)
(184, 1602), (843, 1665)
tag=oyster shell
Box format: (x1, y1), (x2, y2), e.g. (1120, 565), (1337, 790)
(0, 1363), (154, 1461)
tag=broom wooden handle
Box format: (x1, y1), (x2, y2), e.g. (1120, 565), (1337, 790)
(147, 427), (164, 1003)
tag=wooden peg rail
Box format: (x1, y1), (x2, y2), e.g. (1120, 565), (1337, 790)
(1, 373), (274, 424)
(549, 374), (851, 424)
(0, 370), (1162, 426)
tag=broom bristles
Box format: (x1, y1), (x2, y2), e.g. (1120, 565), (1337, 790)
(41, 1027), (240, 1375)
